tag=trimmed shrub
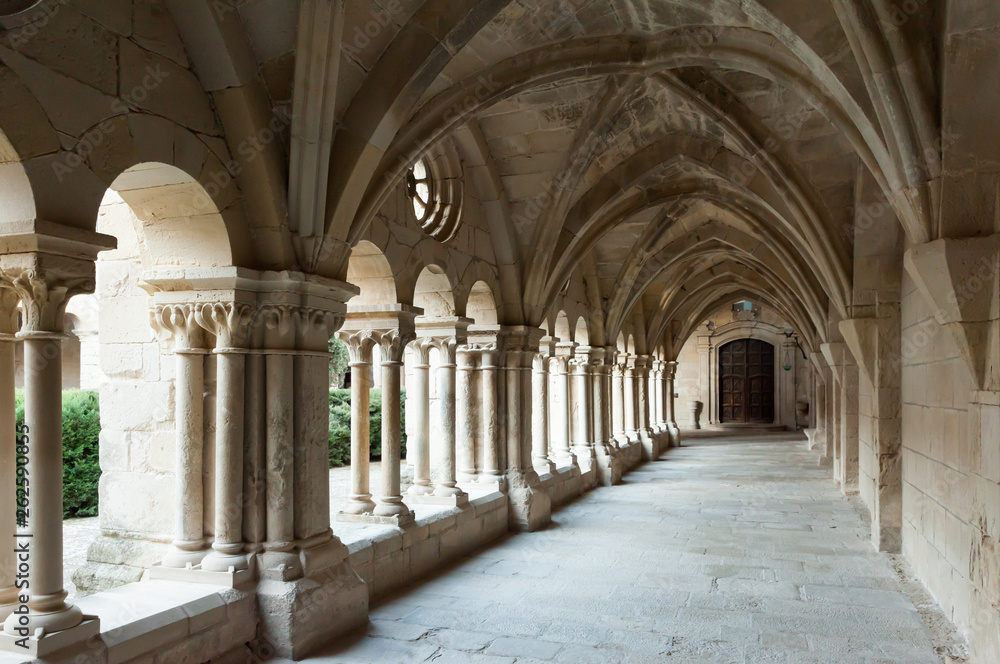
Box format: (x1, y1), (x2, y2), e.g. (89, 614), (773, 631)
(328, 388), (407, 467)
(15, 389), (101, 519)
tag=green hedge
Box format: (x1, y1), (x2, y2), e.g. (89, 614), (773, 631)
(329, 389), (407, 467)
(15, 389), (101, 519)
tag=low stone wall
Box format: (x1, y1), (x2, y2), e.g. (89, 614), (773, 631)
(343, 492), (509, 601)
(542, 466), (583, 508)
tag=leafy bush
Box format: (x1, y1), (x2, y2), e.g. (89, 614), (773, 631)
(15, 390), (101, 519)
(328, 388), (407, 468)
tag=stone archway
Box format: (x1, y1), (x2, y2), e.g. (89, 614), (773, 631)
(697, 320), (796, 429)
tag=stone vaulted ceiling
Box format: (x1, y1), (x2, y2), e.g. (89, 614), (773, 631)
(0, 0), (942, 357)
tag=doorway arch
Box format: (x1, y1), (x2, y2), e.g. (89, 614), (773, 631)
(718, 338), (775, 424)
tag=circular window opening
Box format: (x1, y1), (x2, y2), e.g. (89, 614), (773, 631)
(406, 158), (433, 224)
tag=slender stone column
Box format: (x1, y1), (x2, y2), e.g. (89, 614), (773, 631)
(500, 327), (551, 531)
(624, 357), (639, 441)
(549, 355), (574, 466)
(375, 332), (411, 518)
(198, 303), (253, 572)
(433, 337), (463, 498)
(592, 354), (621, 486)
(456, 346), (478, 483)
(636, 356), (654, 456)
(243, 351), (266, 553)
(649, 362), (661, 432)
(0, 292), (17, 622)
(570, 355), (595, 478)
(264, 349), (296, 567)
(153, 305), (210, 569)
(479, 346), (503, 486)
(407, 340), (434, 496)
(531, 353), (555, 474)
(2, 271), (95, 637)
(665, 361), (681, 446)
(338, 330), (377, 514)
(611, 358), (627, 447)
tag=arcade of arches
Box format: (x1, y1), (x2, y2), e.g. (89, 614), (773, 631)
(0, 0), (997, 662)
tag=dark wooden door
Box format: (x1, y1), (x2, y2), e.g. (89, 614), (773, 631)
(719, 339), (774, 423)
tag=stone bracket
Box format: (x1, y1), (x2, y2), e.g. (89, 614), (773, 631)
(838, 319), (878, 386)
(904, 236), (1000, 391)
(820, 342), (848, 382)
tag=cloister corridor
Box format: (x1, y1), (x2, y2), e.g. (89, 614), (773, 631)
(306, 430), (960, 664)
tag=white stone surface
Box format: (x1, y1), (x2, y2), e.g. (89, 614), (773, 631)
(307, 430), (950, 664)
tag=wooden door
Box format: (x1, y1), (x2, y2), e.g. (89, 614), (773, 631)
(719, 339), (774, 423)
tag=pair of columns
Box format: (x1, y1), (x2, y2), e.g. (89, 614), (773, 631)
(531, 345), (622, 485)
(611, 355), (652, 449)
(155, 303), (253, 573)
(338, 329), (413, 519)
(405, 337), (501, 502)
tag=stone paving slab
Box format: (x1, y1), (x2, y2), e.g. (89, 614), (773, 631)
(305, 431), (951, 663)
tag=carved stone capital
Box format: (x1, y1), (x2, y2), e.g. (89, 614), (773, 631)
(375, 329), (412, 364)
(431, 336), (459, 364)
(0, 287), (18, 336)
(407, 337), (435, 364)
(4, 268), (93, 335)
(151, 304), (206, 351)
(336, 329), (377, 365)
(196, 302), (255, 350)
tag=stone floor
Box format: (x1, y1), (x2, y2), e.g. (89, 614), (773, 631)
(305, 430), (950, 664)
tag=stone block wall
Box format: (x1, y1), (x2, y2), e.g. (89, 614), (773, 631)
(899, 268), (976, 636)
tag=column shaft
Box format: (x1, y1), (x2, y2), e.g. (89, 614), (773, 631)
(611, 364), (626, 446)
(5, 336), (82, 634)
(163, 349), (208, 567)
(407, 351), (432, 495)
(346, 360), (375, 513)
(571, 359), (594, 471)
(265, 354), (295, 551)
(456, 349), (477, 483)
(434, 346), (462, 496)
(203, 350), (248, 571)
(480, 351), (503, 483)
(375, 358), (409, 516)
(531, 355), (554, 473)
(243, 353), (266, 551)
(624, 365), (638, 439)
(550, 358), (573, 465)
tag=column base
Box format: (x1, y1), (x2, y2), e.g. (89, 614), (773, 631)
(336, 510), (416, 527)
(552, 451), (577, 470)
(572, 445), (598, 489)
(0, 615), (99, 657)
(343, 496), (377, 514)
(407, 483), (434, 496)
(146, 555), (257, 589)
(506, 469), (551, 532)
(202, 549), (250, 573)
(532, 457), (557, 478)
(474, 474), (506, 494)
(161, 544), (210, 569)
(668, 424), (681, 447)
(638, 429), (656, 460)
(595, 445), (622, 486)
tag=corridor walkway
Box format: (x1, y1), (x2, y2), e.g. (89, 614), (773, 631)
(308, 431), (949, 664)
